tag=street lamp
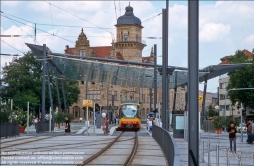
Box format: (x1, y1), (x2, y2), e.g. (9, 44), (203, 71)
(215, 105), (220, 116)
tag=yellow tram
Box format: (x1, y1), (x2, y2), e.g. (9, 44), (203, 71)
(116, 100), (141, 132)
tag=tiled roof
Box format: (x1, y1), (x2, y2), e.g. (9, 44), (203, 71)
(90, 46), (112, 58)
(219, 49), (253, 65)
(65, 47), (74, 54)
(142, 57), (150, 63)
(64, 46), (124, 60)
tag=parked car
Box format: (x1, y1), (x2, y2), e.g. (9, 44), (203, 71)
(236, 124), (247, 133)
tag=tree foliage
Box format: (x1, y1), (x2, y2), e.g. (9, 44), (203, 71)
(226, 49), (254, 108)
(1, 51), (80, 112)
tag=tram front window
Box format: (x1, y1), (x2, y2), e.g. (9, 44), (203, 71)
(120, 104), (139, 118)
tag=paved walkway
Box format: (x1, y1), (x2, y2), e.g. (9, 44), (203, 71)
(171, 131), (254, 166)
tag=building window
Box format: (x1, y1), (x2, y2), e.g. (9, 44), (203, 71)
(205, 98), (211, 102)
(80, 50), (86, 56)
(81, 81), (84, 84)
(88, 90), (101, 100)
(220, 82), (228, 89)
(124, 34), (129, 41)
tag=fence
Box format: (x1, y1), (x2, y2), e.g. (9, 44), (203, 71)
(203, 120), (215, 133)
(0, 123), (19, 138)
(36, 121), (54, 133)
(152, 125), (180, 166)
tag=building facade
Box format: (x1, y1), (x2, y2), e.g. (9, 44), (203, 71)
(64, 4), (162, 121)
(218, 49), (253, 118)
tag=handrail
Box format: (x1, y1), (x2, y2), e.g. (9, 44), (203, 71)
(152, 125), (180, 166)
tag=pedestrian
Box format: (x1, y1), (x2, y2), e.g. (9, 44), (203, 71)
(148, 119), (153, 134)
(246, 121), (253, 144)
(65, 117), (71, 134)
(34, 117), (38, 129)
(115, 114), (119, 125)
(106, 118), (110, 134)
(80, 117), (83, 123)
(227, 122), (237, 152)
(246, 120), (252, 144)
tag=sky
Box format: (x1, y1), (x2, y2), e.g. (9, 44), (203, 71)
(1, 0), (254, 93)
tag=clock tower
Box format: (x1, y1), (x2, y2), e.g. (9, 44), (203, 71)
(113, 3), (146, 62)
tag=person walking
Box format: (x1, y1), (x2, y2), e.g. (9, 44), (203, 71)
(65, 117), (71, 134)
(79, 117), (83, 123)
(148, 119), (153, 134)
(115, 114), (119, 125)
(227, 122), (237, 152)
(246, 121), (252, 144)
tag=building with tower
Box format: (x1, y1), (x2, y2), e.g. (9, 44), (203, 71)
(64, 3), (158, 122)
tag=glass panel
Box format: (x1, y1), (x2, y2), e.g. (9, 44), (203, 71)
(120, 104), (138, 118)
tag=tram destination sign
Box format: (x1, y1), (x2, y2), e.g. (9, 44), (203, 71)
(102, 106), (118, 110)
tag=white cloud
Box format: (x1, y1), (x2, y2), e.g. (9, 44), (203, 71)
(199, 23), (230, 42)
(245, 34), (254, 43)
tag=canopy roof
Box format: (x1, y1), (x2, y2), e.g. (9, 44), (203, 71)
(26, 43), (250, 89)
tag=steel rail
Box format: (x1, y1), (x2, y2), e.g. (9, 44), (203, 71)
(1, 136), (55, 149)
(123, 132), (138, 166)
(78, 132), (124, 166)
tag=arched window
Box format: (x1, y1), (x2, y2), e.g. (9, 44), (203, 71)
(73, 106), (80, 118)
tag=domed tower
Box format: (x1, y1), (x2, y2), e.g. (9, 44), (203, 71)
(113, 3), (146, 62)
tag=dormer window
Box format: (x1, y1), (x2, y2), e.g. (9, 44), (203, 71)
(80, 50), (86, 56)
(124, 34), (129, 41)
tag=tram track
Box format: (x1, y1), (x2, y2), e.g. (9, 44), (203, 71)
(1, 136), (55, 149)
(78, 132), (138, 166)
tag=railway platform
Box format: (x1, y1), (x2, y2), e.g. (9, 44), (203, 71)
(1, 124), (167, 166)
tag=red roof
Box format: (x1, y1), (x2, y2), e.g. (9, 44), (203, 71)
(65, 47), (74, 54)
(142, 57), (150, 63)
(64, 46), (124, 60)
(90, 46), (112, 58)
(219, 49), (253, 65)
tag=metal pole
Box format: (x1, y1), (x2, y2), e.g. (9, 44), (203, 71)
(86, 106), (88, 136)
(93, 102), (95, 135)
(224, 93), (226, 118)
(208, 142), (210, 166)
(49, 107), (51, 132)
(227, 148), (230, 166)
(154, 44), (157, 110)
(188, 0), (199, 165)
(201, 75), (207, 128)
(61, 80), (67, 113)
(54, 67), (61, 112)
(27, 101), (29, 134)
(216, 144), (219, 166)
(161, 8), (168, 130)
(41, 44), (46, 122)
(47, 63), (54, 123)
(240, 102), (243, 142)
(173, 73), (177, 111)
(149, 88), (152, 111)
(201, 141), (204, 163)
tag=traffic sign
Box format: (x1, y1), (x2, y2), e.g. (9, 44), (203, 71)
(198, 96), (203, 103)
(102, 106), (118, 110)
(83, 100), (93, 107)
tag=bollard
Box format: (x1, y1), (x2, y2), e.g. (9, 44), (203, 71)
(216, 144), (219, 166)
(227, 148), (230, 166)
(208, 142), (210, 166)
(218, 133), (220, 145)
(201, 141), (204, 163)
(238, 150), (242, 166)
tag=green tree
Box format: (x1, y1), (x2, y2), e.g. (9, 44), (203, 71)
(206, 105), (218, 117)
(226, 49), (254, 108)
(1, 51), (80, 111)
